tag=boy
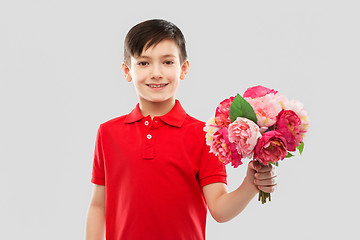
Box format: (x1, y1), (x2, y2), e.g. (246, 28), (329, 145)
(85, 19), (277, 240)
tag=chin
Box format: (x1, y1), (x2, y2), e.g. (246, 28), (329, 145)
(145, 96), (174, 103)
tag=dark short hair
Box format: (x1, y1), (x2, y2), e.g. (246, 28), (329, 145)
(124, 19), (187, 64)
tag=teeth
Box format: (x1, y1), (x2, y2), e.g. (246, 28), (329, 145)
(148, 84), (167, 88)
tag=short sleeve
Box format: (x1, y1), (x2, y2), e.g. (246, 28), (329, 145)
(198, 139), (227, 188)
(91, 125), (105, 185)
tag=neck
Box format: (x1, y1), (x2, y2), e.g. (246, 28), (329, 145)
(139, 98), (176, 119)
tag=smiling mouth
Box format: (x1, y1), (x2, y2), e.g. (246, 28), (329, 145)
(146, 83), (169, 88)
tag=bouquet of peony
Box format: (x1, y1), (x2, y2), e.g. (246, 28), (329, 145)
(204, 86), (309, 204)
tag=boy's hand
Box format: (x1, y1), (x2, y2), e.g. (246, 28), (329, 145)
(247, 160), (277, 193)
(203, 160), (278, 223)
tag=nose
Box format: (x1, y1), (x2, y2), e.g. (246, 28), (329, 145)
(150, 64), (163, 79)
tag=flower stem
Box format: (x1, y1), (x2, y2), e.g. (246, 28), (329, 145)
(263, 191), (266, 204)
(258, 190), (271, 204)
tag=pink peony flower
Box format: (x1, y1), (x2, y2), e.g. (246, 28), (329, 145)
(243, 85), (278, 98)
(276, 110), (303, 151)
(228, 117), (261, 158)
(271, 92), (288, 109)
(203, 117), (221, 147)
(245, 95), (282, 127)
(212, 127), (243, 168)
(282, 99), (310, 137)
(254, 131), (287, 165)
(214, 96), (235, 128)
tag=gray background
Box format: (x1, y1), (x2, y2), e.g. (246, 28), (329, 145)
(1, 0), (358, 239)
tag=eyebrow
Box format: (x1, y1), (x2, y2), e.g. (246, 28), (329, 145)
(137, 54), (177, 59)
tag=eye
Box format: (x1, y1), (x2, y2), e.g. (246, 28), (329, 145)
(138, 61), (148, 66)
(164, 60), (174, 65)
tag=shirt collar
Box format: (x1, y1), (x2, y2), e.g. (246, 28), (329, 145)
(124, 99), (187, 128)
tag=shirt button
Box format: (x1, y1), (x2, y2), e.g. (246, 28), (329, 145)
(146, 134), (152, 139)
(144, 121), (149, 126)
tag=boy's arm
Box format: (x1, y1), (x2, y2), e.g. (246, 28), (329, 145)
(202, 161), (277, 223)
(85, 184), (106, 240)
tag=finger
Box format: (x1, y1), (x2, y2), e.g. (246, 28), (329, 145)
(257, 164), (275, 173)
(255, 170), (277, 180)
(254, 177), (277, 187)
(248, 160), (261, 171)
(258, 184), (277, 193)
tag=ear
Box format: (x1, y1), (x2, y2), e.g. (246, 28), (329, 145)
(122, 62), (132, 82)
(180, 59), (189, 80)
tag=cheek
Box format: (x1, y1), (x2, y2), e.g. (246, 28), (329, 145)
(132, 70), (148, 82)
(164, 68), (181, 79)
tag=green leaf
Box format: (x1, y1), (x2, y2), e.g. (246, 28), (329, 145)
(285, 152), (294, 158)
(268, 161), (279, 167)
(269, 161), (279, 167)
(229, 94), (258, 124)
(297, 142), (304, 155)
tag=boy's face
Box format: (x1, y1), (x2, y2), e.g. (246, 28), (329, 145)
(122, 39), (189, 106)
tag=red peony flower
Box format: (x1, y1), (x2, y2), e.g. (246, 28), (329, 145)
(254, 131), (287, 166)
(276, 110), (303, 151)
(214, 96), (235, 128)
(243, 85), (278, 98)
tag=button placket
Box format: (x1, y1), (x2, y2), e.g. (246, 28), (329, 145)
(142, 121), (156, 159)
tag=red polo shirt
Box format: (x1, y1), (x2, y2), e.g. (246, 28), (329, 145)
(91, 99), (227, 240)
